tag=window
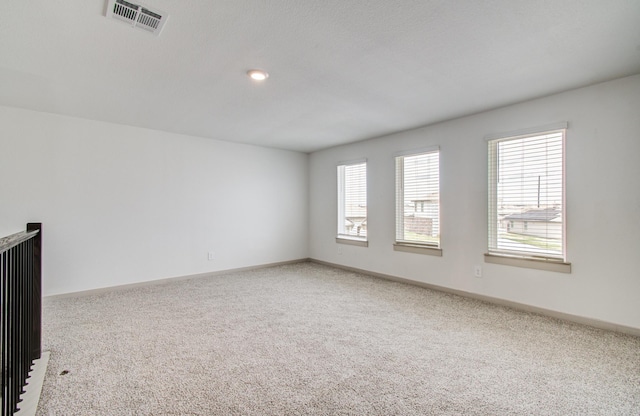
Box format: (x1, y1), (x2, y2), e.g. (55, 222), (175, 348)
(337, 161), (367, 244)
(395, 149), (441, 254)
(487, 124), (568, 270)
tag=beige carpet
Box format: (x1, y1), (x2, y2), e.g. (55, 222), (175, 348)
(37, 262), (640, 415)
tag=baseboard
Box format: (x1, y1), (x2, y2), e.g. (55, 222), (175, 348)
(45, 258), (310, 299)
(44, 257), (639, 337)
(309, 258), (640, 338)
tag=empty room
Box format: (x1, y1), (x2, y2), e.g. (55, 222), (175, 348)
(1, 1), (639, 415)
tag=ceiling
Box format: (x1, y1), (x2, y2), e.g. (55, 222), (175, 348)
(1, 1), (639, 153)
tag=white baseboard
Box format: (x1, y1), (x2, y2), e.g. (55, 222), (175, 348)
(45, 258), (310, 299)
(309, 258), (640, 338)
(43, 257), (639, 338)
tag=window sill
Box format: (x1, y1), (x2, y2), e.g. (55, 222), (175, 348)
(336, 237), (368, 247)
(484, 253), (571, 273)
(394, 243), (442, 257)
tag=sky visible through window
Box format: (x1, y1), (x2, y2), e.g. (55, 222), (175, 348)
(497, 134), (563, 208)
(402, 153), (439, 204)
(344, 163), (366, 216)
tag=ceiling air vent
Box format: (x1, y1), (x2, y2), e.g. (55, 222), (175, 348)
(106, 0), (168, 36)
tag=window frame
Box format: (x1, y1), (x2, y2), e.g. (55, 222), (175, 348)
(485, 122), (570, 273)
(336, 159), (368, 246)
(394, 147), (442, 257)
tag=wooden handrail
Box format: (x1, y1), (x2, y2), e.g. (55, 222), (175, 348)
(0, 230), (40, 255)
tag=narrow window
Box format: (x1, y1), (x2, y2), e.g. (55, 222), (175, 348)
(337, 161), (367, 243)
(488, 127), (566, 262)
(395, 150), (440, 248)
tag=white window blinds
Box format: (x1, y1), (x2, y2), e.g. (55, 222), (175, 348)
(488, 129), (565, 260)
(337, 161), (367, 240)
(395, 150), (440, 246)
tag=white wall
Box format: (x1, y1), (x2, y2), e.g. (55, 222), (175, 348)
(0, 107), (309, 295)
(310, 74), (640, 330)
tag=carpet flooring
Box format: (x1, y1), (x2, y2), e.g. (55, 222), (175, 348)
(37, 262), (640, 415)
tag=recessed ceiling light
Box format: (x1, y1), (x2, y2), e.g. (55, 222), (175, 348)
(247, 69), (269, 81)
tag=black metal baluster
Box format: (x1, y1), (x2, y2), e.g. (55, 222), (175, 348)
(8, 247), (15, 414)
(1, 251), (7, 416)
(27, 224), (41, 362)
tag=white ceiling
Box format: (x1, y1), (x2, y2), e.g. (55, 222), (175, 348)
(1, 1), (639, 153)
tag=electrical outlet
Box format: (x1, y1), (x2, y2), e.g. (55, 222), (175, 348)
(474, 265), (482, 278)
(208, 251), (215, 261)
(337, 246), (343, 255)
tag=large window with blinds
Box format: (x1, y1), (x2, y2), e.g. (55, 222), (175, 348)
(337, 161), (367, 242)
(395, 149), (440, 248)
(488, 126), (566, 262)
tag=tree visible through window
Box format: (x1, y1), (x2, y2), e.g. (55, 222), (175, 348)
(488, 128), (566, 260)
(395, 150), (440, 247)
(337, 161), (367, 240)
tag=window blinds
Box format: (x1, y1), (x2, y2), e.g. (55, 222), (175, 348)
(337, 162), (367, 239)
(488, 130), (565, 259)
(395, 151), (440, 246)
